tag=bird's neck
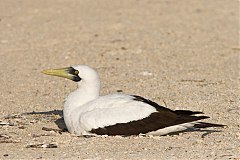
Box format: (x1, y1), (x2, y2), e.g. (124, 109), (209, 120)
(63, 79), (100, 116)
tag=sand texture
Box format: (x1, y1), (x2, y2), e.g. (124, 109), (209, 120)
(0, 0), (239, 159)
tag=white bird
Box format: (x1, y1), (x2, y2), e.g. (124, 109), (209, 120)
(42, 65), (224, 136)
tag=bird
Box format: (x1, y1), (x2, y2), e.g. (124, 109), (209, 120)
(42, 65), (225, 136)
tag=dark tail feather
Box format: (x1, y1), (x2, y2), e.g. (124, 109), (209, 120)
(174, 110), (203, 115)
(194, 122), (226, 128)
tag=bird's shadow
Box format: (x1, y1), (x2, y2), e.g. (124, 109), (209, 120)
(168, 128), (223, 138)
(23, 109), (67, 131)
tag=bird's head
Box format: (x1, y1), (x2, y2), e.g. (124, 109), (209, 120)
(42, 65), (99, 83)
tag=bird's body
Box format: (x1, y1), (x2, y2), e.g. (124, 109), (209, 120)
(64, 93), (153, 135)
(42, 65), (224, 136)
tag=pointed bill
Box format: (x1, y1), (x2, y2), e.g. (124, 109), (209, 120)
(42, 67), (74, 80)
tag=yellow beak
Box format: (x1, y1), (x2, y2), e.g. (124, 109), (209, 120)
(42, 67), (73, 79)
(42, 67), (81, 82)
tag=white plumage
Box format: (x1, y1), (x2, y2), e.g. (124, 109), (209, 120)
(65, 93), (157, 135)
(42, 65), (224, 136)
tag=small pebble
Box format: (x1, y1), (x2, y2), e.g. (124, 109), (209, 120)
(139, 71), (153, 76)
(18, 126), (26, 129)
(236, 132), (240, 139)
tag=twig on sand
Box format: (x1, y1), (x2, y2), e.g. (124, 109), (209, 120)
(26, 143), (57, 148)
(181, 79), (205, 83)
(163, 100), (168, 107)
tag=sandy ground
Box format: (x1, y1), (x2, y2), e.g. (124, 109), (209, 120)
(0, 0), (239, 159)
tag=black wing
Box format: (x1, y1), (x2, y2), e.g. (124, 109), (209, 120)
(90, 95), (222, 136)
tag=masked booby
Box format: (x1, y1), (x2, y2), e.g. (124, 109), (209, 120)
(42, 65), (224, 136)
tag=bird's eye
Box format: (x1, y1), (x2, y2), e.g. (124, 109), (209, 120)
(75, 70), (79, 75)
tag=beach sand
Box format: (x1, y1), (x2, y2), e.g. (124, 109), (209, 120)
(0, 0), (239, 159)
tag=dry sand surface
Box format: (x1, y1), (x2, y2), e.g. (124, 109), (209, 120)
(0, 0), (239, 159)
